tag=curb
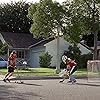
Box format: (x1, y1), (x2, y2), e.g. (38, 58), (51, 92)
(10, 76), (87, 80)
(0, 75), (87, 80)
(11, 76), (62, 80)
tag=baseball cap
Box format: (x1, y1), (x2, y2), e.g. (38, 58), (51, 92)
(12, 50), (17, 54)
(67, 58), (71, 60)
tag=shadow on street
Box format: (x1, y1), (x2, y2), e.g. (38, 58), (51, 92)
(0, 84), (42, 100)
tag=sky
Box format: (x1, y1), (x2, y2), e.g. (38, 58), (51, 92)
(0, 0), (65, 4)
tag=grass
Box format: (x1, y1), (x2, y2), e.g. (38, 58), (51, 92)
(75, 68), (87, 78)
(0, 67), (56, 76)
(0, 67), (88, 78)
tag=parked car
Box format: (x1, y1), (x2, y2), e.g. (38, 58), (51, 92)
(0, 58), (7, 67)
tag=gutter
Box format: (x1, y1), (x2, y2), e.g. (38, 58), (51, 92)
(10, 48), (29, 50)
(28, 36), (54, 49)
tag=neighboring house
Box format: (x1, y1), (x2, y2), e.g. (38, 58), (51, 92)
(90, 41), (100, 59)
(29, 37), (70, 67)
(0, 32), (91, 67)
(0, 32), (43, 66)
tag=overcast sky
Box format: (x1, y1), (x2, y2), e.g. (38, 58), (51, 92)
(0, 0), (65, 4)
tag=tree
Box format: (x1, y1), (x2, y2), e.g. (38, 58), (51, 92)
(28, 0), (66, 38)
(62, 0), (100, 60)
(0, 44), (8, 55)
(28, 0), (67, 72)
(0, 1), (32, 33)
(39, 52), (53, 67)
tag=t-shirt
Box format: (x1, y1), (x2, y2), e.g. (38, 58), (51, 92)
(66, 60), (76, 69)
(8, 53), (17, 67)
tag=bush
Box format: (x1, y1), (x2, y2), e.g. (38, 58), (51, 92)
(39, 52), (53, 68)
(79, 53), (93, 68)
(60, 61), (66, 69)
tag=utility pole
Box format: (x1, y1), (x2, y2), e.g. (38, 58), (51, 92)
(55, 27), (61, 74)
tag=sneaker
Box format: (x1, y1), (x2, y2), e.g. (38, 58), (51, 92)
(72, 80), (76, 84)
(59, 80), (64, 83)
(3, 79), (7, 82)
(67, 80), (72, 83)
(73, 80), (76, 82)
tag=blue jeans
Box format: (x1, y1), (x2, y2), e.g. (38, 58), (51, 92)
(69, 75), (76, 81)
(69, 66), (77, 81)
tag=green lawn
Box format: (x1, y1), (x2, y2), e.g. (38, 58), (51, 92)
(0, 68), (56, 76)
(0, 67), (88, 78)
(75, 68), (87, 78)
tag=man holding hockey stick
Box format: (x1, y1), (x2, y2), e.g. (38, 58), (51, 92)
(66, 58), (77, 83)
(3, 50), (17, 82)
(59, 57), (77, 83)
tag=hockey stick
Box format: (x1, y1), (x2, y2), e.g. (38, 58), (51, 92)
(15, 67), (24, 84)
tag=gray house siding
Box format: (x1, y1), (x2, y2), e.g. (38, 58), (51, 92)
(29, 46), (45, 67)
(45, 37), (70, 67)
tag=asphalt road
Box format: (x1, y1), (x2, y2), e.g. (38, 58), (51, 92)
(0, 76), (100, 100)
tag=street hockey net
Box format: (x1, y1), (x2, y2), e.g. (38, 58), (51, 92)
(87, 60), (100, 82)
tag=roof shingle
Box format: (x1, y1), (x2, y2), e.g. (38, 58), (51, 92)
(1, 32), (42, 48)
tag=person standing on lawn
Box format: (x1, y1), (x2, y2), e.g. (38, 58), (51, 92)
(3, 50), (17, 82)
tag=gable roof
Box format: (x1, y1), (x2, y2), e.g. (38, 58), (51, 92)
(0, 32), (42, 48)
(29, 36), (54, 48)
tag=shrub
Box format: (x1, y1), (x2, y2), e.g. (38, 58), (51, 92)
(79, 53), (93, 68)
(39, 52), (53, 68)
(60, 61), (66, 69)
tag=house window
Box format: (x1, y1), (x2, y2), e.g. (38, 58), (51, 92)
(9, 50), (26, 59)
(17, 51), (25, 59)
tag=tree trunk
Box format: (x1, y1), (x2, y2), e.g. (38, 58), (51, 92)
(93, 30), (98, 60)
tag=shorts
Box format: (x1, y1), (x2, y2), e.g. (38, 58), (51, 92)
(8, 67), (15, 72)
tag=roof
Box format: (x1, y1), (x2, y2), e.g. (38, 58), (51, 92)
(0, 32), (42, 48)
(29, 36), (54, 48)
(0, 32), (54, 49)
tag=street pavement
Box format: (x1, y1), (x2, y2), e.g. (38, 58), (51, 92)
(0, 75), (100, 100)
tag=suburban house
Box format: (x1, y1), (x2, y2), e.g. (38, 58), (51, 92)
(0, 32), (91, 67)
